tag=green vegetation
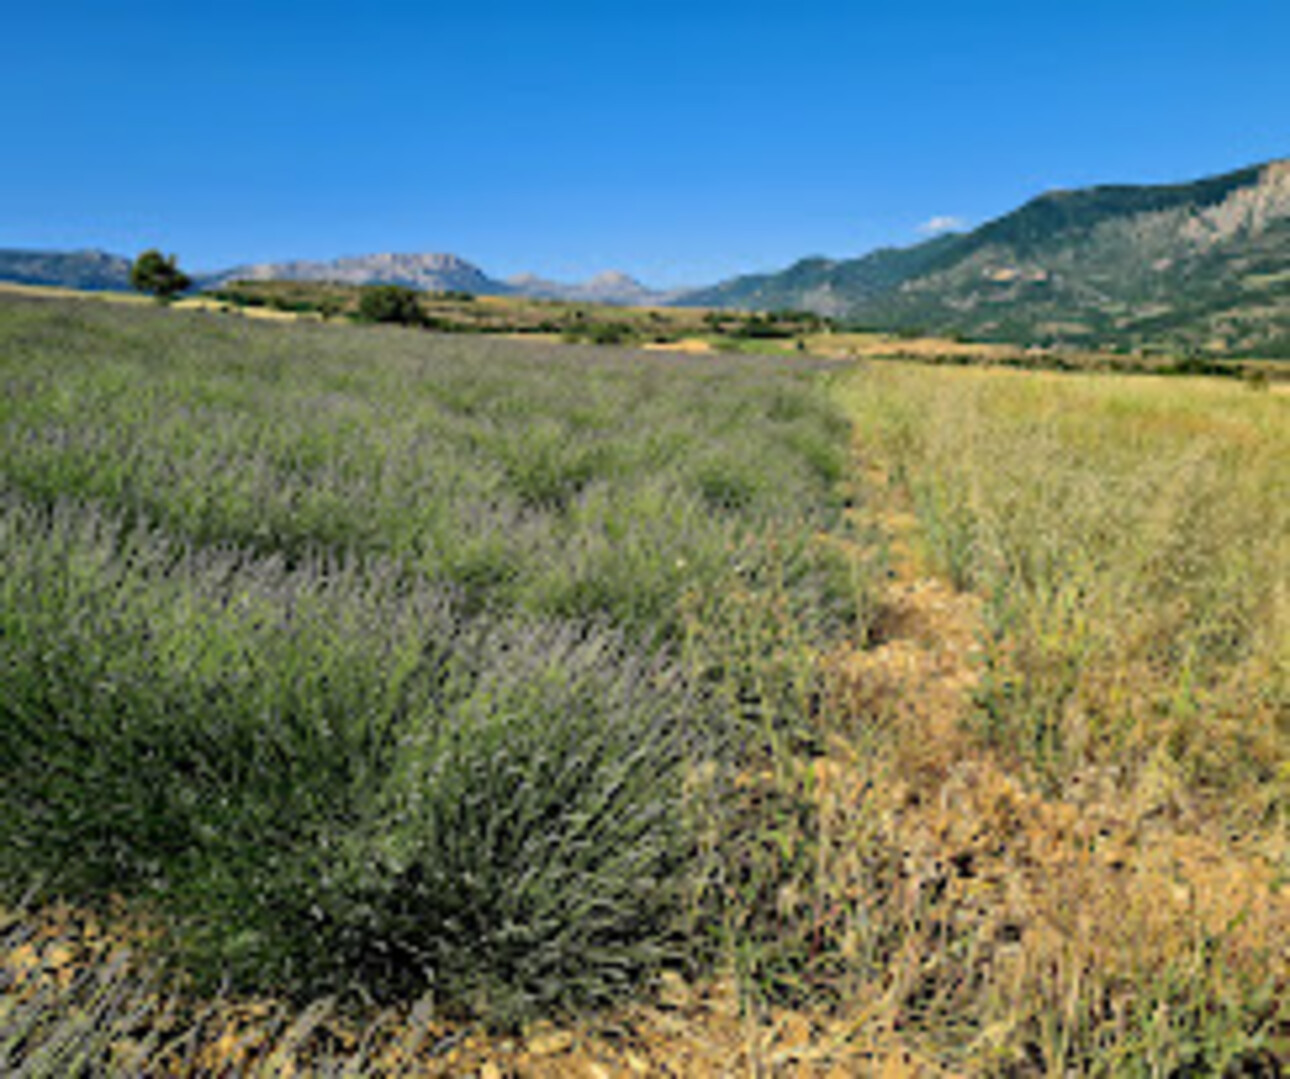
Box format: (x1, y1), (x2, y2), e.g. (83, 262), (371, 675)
(356, 282), (425, 325)
(130, 249), (192, 302)
(685, 160), (1290, 359)
(681, 235), (963, 317)
(0, 293), (870, 1024)
(203, 278), (831, 349)
(559, 318), (635, 345)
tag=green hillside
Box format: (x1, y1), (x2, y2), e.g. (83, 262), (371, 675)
(683, 159), (1290, 356)
(679, 234), (963, 316)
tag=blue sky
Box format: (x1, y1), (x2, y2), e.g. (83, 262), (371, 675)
(3, 1), (1288, 286)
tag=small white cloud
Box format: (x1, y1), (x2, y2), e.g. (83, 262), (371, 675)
(918, 215), (966, 235)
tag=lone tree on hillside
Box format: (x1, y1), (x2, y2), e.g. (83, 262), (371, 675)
(131, 249), (192, 302)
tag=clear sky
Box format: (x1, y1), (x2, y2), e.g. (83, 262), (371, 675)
(4, 1), (1288, 286)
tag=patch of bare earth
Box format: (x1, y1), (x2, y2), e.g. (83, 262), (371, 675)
(1, 906), (947, 1077)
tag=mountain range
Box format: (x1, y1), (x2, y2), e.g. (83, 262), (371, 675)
(686, 158), (1290, 356)
(0, 248), (677, 307)
(4, 156), (1289, 355)
(505, 270), (686, 307)
(203, 252), (508, 295)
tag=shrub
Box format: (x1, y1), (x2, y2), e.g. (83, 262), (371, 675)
(730, 314), (793, 340)
(0, 499), (698, 1019)
(562, 321), (635, 346)
(357, 284), (425, 326)
(0, 294), (871, 1022)
(312, 625), (695, 1020)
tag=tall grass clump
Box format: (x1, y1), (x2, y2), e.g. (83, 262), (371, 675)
(0, 294), (872, 1024)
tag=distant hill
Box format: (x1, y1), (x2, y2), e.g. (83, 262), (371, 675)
(0, 249), (132, 291)
(202, 252), (510, 295)
(206, 256), (690, 306)
(507, 270), (686, 307)
(678, 234), (963, 317)
(682, 158), (1290, 356)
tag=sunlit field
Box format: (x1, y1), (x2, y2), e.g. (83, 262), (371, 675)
(831, 362), (1287, 1073)
(0, 293), (884, 1062)
(2, 294), (1286, 1074)
(844, 363), (1287, 818)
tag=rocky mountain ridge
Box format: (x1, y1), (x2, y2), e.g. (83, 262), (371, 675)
(0, 247), (685, 309)
(506, 269), (686, 306)
(201, 252), (508, 295)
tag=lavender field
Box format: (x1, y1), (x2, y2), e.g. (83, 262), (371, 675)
(0, 293), (875, 1026)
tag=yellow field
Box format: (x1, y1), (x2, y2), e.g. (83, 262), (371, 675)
(0, 282), (321, 322)
(0, 280), (149, 304)
(828, 363), (1287, 1070)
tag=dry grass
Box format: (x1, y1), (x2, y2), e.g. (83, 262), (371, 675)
(0, 283), (319, 322)
(0, 281), (149, 305)
(823, 362), (1288, 1073)
(643, 337), (716, 354)
(2, 900), (945, 1076)
(807, 332), (1015, 363)
(172, 296), (314, 320)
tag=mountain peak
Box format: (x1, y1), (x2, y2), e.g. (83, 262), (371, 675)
(204, 252), (507, 294)
(506, 269), (680, 306)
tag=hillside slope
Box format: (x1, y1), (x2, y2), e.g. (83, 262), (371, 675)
(686, 159), (1290, 355)
(678, 233), (963, 316)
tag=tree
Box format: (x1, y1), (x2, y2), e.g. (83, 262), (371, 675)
(357, 284), (425, 326)
(130, 250), (192, 302)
